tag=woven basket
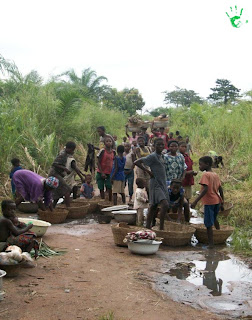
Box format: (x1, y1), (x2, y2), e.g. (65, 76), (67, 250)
(153, 118), (169, 128)
(72, 199), (99, 214)
(200, 202), (233, 218)
(38, 208), (69, 224)
(111, 223), (152, 247)
(194, 224), (234, 244)
(127, 123), (142, 133)
(152, 221), (196, 246)
(140, 121), (150, 129)
(98, 215), (113, 224)
(62, 203), (90, 219)
(17, 202), (38, 213)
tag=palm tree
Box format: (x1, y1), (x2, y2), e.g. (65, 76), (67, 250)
(60, 68), (108, 101)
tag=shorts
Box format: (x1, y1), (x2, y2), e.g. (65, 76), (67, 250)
(112, 180), (125, 194)
(184, 186), (192, 199)
(204, 204), (220, 228)
(96, 172), (112, 190)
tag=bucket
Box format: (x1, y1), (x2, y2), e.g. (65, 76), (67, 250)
(0, 269), (7, 301)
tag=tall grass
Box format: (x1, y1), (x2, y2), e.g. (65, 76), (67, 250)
(167, 102), (252, 255)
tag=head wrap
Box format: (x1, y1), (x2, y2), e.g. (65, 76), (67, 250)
(45, 176), (59, 189)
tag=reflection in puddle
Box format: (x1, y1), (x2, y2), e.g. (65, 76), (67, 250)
(168, 251), (252, 296)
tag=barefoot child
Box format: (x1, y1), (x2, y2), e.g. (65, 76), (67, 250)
(96, 137), (115, 202)
(80, 174), (94, 199)
(134, 138), (170, 230)
(134, 178), (148, 226)
(123, 142), (136, 202)
(191, 156), (224, 247)
(111, 145), (126, 205)
(0, 200), (39, 257)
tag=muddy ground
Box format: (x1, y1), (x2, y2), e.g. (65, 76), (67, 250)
(0, 222), (226, 320)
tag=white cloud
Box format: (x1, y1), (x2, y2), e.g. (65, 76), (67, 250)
(1, 0), (251, 110)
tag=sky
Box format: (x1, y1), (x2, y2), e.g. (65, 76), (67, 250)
(0, 0), (251, 111)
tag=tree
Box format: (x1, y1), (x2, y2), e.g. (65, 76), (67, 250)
(103, 87), (145, 115)
(208, 79), (241, 104)
(163, 87), (203, 107)
(59, 68), (108, 101)
(148, 107), (171, 117)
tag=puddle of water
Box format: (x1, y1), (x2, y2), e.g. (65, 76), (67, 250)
(168, 251), (252, 296)
(65, 213), (100, 226)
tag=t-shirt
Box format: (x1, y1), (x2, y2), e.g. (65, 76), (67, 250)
(52, 149), (68, 176)
(128, 136), (138, 144)
(164, 153), (186, 181)
(182, 153), (194, 187)
(124, 151), (134, 170)
(110, 156), (126, 181)
(134, 188), (148, 209)
(97, 149), (115, 174)
(199, 171), (222, 205)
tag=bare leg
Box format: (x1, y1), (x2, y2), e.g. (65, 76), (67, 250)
(26, 239), (39, 259)
(137, 208), (144, 226)
(207, 226), (214, 247)
(53, 199), (59, 208)
(121, 193), (126, 204)
(214, 219), (220, 230)
(146, 205), (157, 229)
(64, 192), (71, 207)
(108, 189), (112, 202)
(113, 193), (117, 205)
(72, 186), (78, 199)
(159, 199), (169, 230)
(100, 190), (105, 199)
(183, 200), (190, 222)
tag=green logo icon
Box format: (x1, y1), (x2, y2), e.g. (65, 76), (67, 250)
(226, 6), (248, 28)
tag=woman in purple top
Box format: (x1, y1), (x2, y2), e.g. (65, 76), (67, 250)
(12, 170), (59, 211)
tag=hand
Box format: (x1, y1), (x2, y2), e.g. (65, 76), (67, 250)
(220, 203), (224, 211)
(27, 223), (33, 229)
(101, 173), (106, 179)
(148, 171), (154, 178)
(193, 171), (198, 176)
(190, 202), (196, 209)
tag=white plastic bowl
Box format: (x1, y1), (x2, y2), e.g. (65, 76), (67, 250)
(18, 218), (51, 237)
(101, 205), (129, 212)
(112, 210), (137, 224)
(128, 240), (162, 255)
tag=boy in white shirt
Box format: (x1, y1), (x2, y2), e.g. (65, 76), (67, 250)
(134, 178), (148, 226)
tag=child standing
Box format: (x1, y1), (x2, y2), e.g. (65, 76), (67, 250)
(191, 156), (224, 248)
(185, 136), (193, 155)
(134, 138), (170, 230)
(123, 142), (136, 202)
(179, 141), (197, 204)
(134, 178), (148, 226)
(96, 137), (115, 202)
(10, 158), (23, 197)
(164, 140), (186, 183)
(110, 145), (126, 205)
(80, 174), (94, 199)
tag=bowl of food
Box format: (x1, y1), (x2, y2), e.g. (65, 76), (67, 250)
(18, 218), (51, 237)
(127, 240), (162, 255)
(112, 210), (137, 225)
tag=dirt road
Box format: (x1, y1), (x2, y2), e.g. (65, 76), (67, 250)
(1, 223), (220, 320)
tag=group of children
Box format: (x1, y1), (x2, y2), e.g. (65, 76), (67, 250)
(4, 125), (224, 249)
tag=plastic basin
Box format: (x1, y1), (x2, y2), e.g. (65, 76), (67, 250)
(128, 240), (162, 255)
(112, 210), (137, 224)
(18, 218), (51, 237)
